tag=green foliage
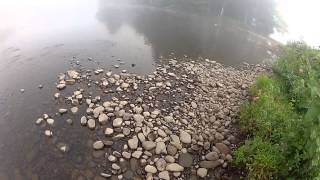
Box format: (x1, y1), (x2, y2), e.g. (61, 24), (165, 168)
(235, 42), (320, 179)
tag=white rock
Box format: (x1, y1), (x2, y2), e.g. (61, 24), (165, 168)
(58, 108), (68, 114)
(87, 119), (96, 129)
(164, 116), (174, 123)
(93, 106), (104, 118)
(70, 107), (78, 114)
(158, 129), (167, 137)
(155, 141), (167, 154)
(112, 163), (120, 170)
(158, 171), (170, 180)
(93, 141), (104, 150)
(80, 116), (87, 125)
(180, 130), (191, 144)
(108, 155), (117, 162)
(132, 151), (143, 158)
(142, 141), (156, 150)
(47, 118), (54, 125)
(98, 113), (109, 124)
(105, 128), (114, 136)
(122, 151), (131, 159)
(128, 136), (139, 149)
(113, 118), (123, 127)
(166, 163), (184, 172)
(35, 118), (43, 125)
(145, 165), (157, 174)
(197, 168), (208, 178)
(44, 130), (53, 137)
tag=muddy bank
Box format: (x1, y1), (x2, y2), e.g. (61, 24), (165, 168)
(34, 58), (266, 180)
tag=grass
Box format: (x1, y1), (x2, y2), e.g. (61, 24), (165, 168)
(234, 42), (320, 179)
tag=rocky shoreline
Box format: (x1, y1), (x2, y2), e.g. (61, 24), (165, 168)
(35, 58), (266, 180)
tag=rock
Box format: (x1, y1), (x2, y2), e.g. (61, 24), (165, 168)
(47, 118), (54, 125)
(98, 113), (108, 124)
(180, 130), (191, 144)
(108, 155), (117, 162)
(58, 108), (68, 114)
(128, 136), (139, 149)
(113, 118), (123, 127)
(67, 70), (79, 79)
(205, 152), (219, 161)
(80, 116), (87, 125)
(104, 128), (114, 136)
(164, 116), (174, 123)
(158, 171), (170, 180)
(112, 163), (120, 170)
(178, 153), (193, 167)
(133, 114), (144, 122)
(122, 151), (131, 159)
(56, 83), (66, 90)
(215, 143), (230, 154)
(20, 89), (25, 93)
(155, 141), (167, 154)
(138, 133), (146, 142)
(93, 106), (104, 118)
(197, 168), (208, 178)
(167, 144), (177, 156)
(145, 165), (157, 174)
(121, 83), (129, 88)
(58, 143), (69, 153)
(165, 156), (175, 163)
(158, 129), (167, 137)
(215, 132), (224, 140)
(66, 119), (73, 124)
(199, 161), (221, 169)
(132, 151), (143, 158)
(35, 118), (43, 125)
(166, 163), (184, 172)
(71, 107), (78, 114)
(93, 141), (104, 150)
(44, 130), (53, 137)
(123, 113), (132, 120)
(123, 128), (131, 136)
(156, 158), (167, 171)
(54, 93), (60, 98)
(191, 102), (197, 108)
(87, 119), (96, 129)
(142, 141), (156, 150)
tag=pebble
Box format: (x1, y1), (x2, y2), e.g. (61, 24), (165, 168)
(112, 163), (120, 170)
(142, 141), (156, 150)
(178, 153), (193, 167)
(66, 119), (73, 124)
(104, 128), (114, 136)
(35, 118), (43, 125)
(113, 118), (123, 127)
(166, 163), (184, 172)
(128, 136), (139, 149)
(159, 171), (170, 180)
(155, 141), (167, 154)
(179, 130), (191, 144)
(58, 108), (68, 114)
(205, 152), (219, 161)
(156, 158), (167, 171)
(98, 113), (108, 124)
(93, 141), (104, 150)
(44, 130), (53, 137)
(20, 89), (25, 93)
(108, 155), (117, 162)
(215, 143), (231, 155)
(80, 116), (87, 125)
(145, 165), (157, 174)
(46, 118), (54, 125)
(87, 119), (96, 129)
(197, 168), (208, 178)
(71, 107), (78, 114)
(132, 151), (143, 158)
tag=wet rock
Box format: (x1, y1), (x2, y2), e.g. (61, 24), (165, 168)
(35, 118), (43, 125)
(166, 163), (184, 172)
(145, 165), (157, 174)
(178, 153), (193, 167)
(66, 119), (73, 124)
(180, 130), (191, 144)
(197, 168), (208, 178)
(112, 163), (120, 170)
(93, 141), (104, 150)
(108, 155), (117, 162)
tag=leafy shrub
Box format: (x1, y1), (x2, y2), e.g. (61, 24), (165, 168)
(235, 42), (320, 179)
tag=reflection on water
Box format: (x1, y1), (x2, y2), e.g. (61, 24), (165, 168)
(0, 0), (317, 179)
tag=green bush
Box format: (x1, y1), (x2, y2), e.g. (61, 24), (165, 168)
(235, 42), (320, 179)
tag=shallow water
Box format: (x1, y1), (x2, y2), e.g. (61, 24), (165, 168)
(0, 0), (316, 179)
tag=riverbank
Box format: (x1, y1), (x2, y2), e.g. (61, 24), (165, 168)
(35, 58), (267, 180)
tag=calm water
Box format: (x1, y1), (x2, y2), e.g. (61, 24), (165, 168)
(0, 0), (318, 179)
